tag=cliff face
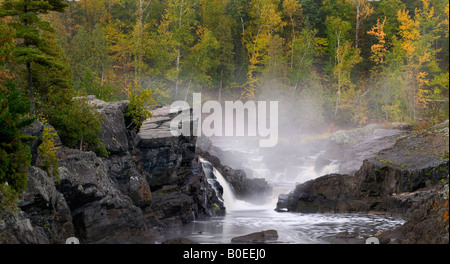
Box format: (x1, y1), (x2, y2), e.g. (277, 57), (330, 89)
(0, 97), (224, 244)
(277, 121), (449, 244)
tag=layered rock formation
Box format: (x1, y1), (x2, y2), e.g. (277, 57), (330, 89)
(0, 96), (239, 244)
(276, 121), (449, 243)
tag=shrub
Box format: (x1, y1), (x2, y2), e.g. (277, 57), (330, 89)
(39, 86), (108, 157)
(0, 184), (19, 211)
(37, 124), (59, 183)
(125, 84), (156, 131)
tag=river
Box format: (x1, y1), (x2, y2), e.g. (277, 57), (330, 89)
(158, 136), (405, 244)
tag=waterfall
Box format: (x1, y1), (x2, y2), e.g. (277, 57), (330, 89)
(211, 167), (237, 210)
(199, 157), (269, 212)
(199, 157), (225, 202)
(200, 157), (237, 210)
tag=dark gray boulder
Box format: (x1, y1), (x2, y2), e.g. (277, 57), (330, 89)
(86, 96), (130, 154)
(231, 230), (278, 243)
(18, 166), (74, 243)
(1, 166), (74, 244)
(103, 155), (152, 207)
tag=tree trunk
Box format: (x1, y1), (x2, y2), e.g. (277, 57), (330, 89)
(174, 0), (184, 99)
(175, 49), (180, 98)
(79, 134), (83, 154)
(219, 68), (223, 102)
(355, 0), (361, 49)
(26, 61), (35, 115)
(290, 16), (295, 69)
(335, 71), (341, 117)
(334, 31), (341, 117)
(135, 0), (144, 83)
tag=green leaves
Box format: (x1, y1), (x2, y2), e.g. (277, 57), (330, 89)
(0, 81), (32, 194)
(70, 24), (112, 91)
(125, 84), (155, 131)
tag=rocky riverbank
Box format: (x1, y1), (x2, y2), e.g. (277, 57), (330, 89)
(276, 121), (449, 244)
(0, 96), (261, 244)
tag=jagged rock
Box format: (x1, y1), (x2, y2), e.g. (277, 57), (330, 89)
(136, 106), (197, 189)
(18, 166), (74, 243)
(3, 98), (243, 244)
(56, 147), (151, 243)
(378, 179), (449, 244)
(0, 209), (48, 244)
(85, 95), (130, 154)
(144, 157), (225, 226)
(277, 173), (367, 213)
(231, 230), (278, 243)
(103, 155), (151, 207)
(0, 166), (73, 244)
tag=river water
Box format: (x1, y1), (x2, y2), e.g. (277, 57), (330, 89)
(160, 136), (405, 244)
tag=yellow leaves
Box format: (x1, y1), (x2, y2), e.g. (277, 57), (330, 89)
(415, 87), (429, 110)
(416, 0), (435, 22)
(250, 0), (284, 36)
(249, 51), (261, 67)
(314, 37), (328, 56)
(360, 1), (374, 20)
(282, 0), (302, 19)
(38, 124), (60, 182)
(397, 9), (420, 57)
(367, 17), (387, 64)
(443, 3), (450, 37)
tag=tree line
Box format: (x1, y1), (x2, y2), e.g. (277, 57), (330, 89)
(46, 0), (449, 128)
(3, 0), (449, 128)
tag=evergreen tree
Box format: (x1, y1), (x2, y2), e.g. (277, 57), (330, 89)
(0, 19), (33, 197)
(0, 0), (68, 114)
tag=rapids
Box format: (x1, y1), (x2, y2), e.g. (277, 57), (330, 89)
(158, 136), (405, 244)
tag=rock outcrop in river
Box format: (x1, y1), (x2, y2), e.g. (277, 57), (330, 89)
(276, 121), (449, 244)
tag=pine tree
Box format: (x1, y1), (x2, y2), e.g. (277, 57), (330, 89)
(0, 20), (33, 196)
(0, 0), (68, 114)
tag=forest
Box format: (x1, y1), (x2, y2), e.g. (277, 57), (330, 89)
(0, 0), (449, 200)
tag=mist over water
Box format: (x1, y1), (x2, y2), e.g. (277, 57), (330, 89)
(158, 135), (405, 244)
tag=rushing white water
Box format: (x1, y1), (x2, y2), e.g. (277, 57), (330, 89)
(159, 137), (405, 244)
(199, 157), (269, 211)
